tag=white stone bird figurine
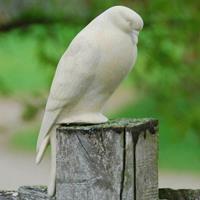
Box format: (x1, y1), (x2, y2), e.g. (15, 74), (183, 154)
(36, 5), (143, 196)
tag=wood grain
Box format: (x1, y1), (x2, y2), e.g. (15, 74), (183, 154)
(18, 186), (55, 200)
(56, 118), (158, 200)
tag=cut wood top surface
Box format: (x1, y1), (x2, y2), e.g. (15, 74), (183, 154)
(57, 118), (158, 132)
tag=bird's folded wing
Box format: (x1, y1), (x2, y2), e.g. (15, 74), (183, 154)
(36, 39), (100, 151)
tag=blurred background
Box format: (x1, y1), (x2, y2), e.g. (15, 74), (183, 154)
(0, 0), (199, 190)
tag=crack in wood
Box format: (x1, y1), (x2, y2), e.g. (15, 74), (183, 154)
(100, 127), (106, 153)
(131, 130), (140, 200)
(76, 135), (92, 160)
(133, 134), (137, 200)
(119, 127), (126, 200)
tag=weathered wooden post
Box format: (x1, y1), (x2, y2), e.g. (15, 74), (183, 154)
(6, 118), (200, 200)
(56, 118), (158, 200)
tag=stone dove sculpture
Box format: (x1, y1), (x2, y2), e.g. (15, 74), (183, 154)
(36, 5), (143, 196)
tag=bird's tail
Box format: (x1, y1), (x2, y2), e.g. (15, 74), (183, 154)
(36, 134), (50, 164)
(35, 127), (57, 196)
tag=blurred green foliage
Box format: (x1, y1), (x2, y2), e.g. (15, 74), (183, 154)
(134, 0), (200, 136)
(10, 127), (38, 151)
(0, 0), (199, 170)
(22, 102), (38, 121)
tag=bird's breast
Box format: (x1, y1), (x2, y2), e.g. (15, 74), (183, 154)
(96, 31), (137, 92)
(61, 29), (137, 114)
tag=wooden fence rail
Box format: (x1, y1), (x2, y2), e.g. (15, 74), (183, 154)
(1, 187), (200, 200)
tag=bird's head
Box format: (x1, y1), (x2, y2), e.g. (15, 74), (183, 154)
(105, 6), (143, 43)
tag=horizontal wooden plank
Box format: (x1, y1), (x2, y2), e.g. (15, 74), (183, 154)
(0, 191), (18, 200)
(3, 187), (199, 199)
(159, 188), (200, 200)
(18, 186), (55, 200)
